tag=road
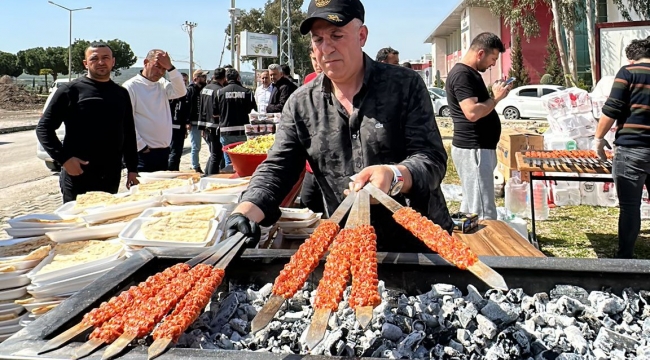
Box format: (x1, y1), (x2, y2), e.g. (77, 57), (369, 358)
(0, 130), (60, 211)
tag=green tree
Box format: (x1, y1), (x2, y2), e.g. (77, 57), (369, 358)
(612, 0), (650, 20)
(508, 32), (530, 88)
(465, 0), (541, 39)
(544, 26), (564, 85)
(16, 47), (47, 76)
(39, 68), (52, 88)
(69, 39), (137, 76)
(43, 47), (68, 81)
(228, 0), (312, 77)
(0, 52), (22, 77)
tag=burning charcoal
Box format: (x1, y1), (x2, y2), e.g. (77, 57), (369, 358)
(530, 339), (549, 355)
(534, 293), (550, 313)
(637, 345), (650, 357)
(486, 289), (506, 303)
(593, 348), (608, 360)
(594, 327), (640, 353)
(397, 330), (425, 354)
(216, 334), (235, 350)
(397, 303), (415, 318)
(556, 353), (582, 360)
(381, 323), (404, 342)
(322, 329), (343, 356)
(246, 288), (262, 303)
(218, 323), (234, 338)
(288, 293), (307, 311)
(550, 285), (590, 305)
(412, 320), (426, 332)
(210, 292), (240, 332)
(512, 329), (531, 354)
(230, 331), (242, 342)
(427, 302), (441, 315)
(622, 288), (641, 314)
(643, 317), (650, 336)
(258, 283), (273, 298)
(480, 301), (520, 328)
(530, 313), (546, 326)
(506, 288), (525, 303)
(392, 314), (414, 334)
(588, 291), (626, 316)
(555, 295), (586, 317)
(521, 295), (536, 312)
(239, 303), (257, 320)
(601, 316), (616, 329)
(465, 285), (487, 309)
(457, 329), (471, 346)
(536, 350), (562, 360)
(418, 313), (440, 329)
(610, 348), (626, 360)
(281, 311), (304, 322)
(458, 302), (479, 328)
(229, 317), (248, 334)
(476, 314), (498, 339)
(563, 325), (588, 354)
(429, 284), (462, 299)
(413, 344), (428, 359)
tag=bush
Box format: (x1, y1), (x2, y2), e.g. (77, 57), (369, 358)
(540, 74), (554, 85)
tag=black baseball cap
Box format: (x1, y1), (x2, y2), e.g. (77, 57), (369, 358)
(299, 0), (365, 35)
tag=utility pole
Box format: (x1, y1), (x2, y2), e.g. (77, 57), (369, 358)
(229, 0), (240, 70)
(280, 0), (293, 71)
(182, 21), (197, 76)
(48, 1), (91, 81)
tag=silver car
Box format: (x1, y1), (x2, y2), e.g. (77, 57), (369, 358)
(36, 90), (65, 172)
(428, 87), (451, 118)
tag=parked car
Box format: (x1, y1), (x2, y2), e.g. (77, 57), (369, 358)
(495, 85), (566, 119)
(428, 88), (451, 118)
(48, 79), (70, 94)
(36, 90), (64, 172)
(428, 86), (447, 98)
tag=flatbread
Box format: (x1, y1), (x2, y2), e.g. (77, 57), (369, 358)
(74, 192), (115, 209)
(0, 236), (53, 259)
(37, 240), (122, 275)
(175, 173), (202, 183)
(91, 213), (141, 226)
(20, 217), (79, 224)
(141, 217), (210, 243)
(150, 206), (216, 221)
(32, 304), (58, 315)
(202, 182), (248, 193)
(137, 179), (190, 192)
(104, 193), (153, 206)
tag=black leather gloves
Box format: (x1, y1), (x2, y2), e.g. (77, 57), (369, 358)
(225, 212), (261, 248)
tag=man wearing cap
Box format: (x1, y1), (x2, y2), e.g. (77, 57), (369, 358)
(215, 68), (257, 170)
(122, 49), (186, 172)
(224, 0), (452, 252)
(201, 68), (227, 175)
(186, 69), (209, 173)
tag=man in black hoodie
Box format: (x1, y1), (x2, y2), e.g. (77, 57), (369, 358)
(36, 42), (138, 202)
(266, 63), (297, 113)
(201, 68), (227, 175)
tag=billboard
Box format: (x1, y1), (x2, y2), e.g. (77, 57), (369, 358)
(240, 31), (278, 58)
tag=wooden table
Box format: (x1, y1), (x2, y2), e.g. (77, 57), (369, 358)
(263, 219), (545, 257)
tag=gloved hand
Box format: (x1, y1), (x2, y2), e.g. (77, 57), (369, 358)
(592, 138), (612, 161)
(225, 213), (261, 248)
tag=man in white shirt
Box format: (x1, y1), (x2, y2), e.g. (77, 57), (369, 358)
(122, 49), (187, 172)
(254, 70), (273, 113)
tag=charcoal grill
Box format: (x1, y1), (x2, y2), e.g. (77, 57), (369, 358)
(0, 248), (648, 360)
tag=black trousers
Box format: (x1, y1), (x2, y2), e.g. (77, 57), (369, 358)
(204, 128), (223, 176)
(168, 129), (186, 171)
(60, 167), (121, 203)
(138, 147), (171, 173)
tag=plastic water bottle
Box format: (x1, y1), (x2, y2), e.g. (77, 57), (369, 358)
(530, 181), (549, 221)
(505, 178), (528, 219)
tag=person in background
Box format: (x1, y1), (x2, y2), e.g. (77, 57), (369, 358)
(224, 0), (452, 252)
(402, 62), (412, 69)
(186, 69), (209, 173)
(201, 68), (227, 175)
(168, 93), (187, 171)
(122, 49), (186, 172)
(303, 48), (322, 84)
(376, 47), (400, 65)
(446, 32), (511, 220)
(593, 38), (650, 259)
(281, 64), (296, 84)
(255, 70), (273, 113)
(215, 68), (257, 170)
(181, 72), (189, 86)
(266, 63), (297, 113)
(36, 42), (138, 202)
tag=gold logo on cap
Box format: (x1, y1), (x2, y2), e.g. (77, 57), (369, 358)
(315, 0), (331, 7)
(327, 14), (342, 22)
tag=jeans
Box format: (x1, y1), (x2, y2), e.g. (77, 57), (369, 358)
(60, 166), (121, 203)
(220, 134), (247, 167)
(612, 146), (650, 258)
(138, 147), (171, 173)
(451, 146), (498, 220)
(204, 129), (223, 176)
(189, 126), (202, 170)
(168, 128), (186, 171)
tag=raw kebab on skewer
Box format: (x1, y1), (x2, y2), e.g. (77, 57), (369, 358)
(524, 149), (613, 160)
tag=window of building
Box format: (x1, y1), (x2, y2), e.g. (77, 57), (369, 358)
(518, 89), (538, 97)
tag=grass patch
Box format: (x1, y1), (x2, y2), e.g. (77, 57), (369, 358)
(441, 146), (650, 259)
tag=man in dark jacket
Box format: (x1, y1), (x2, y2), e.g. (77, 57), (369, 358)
(201, 68), (227, 175)
(186, 69), (208, 172)
(266, 63), (297, 113)
(216, 68), (257, 169)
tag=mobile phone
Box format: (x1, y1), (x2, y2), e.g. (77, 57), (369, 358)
(505, 77), (516, 85)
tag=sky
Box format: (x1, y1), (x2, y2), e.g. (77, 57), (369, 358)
(0, 0), (458, 72)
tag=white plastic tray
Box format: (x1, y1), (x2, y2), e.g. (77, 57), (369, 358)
(21, 299), (64, 313)
(6, 214), (81, 229)
(0, 322), (22, 335)
(0, 312), (27, 328)
(197, 178), (249, 194)
(163, 193), (240, 205)
(0, 300), (22, 312)
(139, 171), (198, 179)
(138, 205), (226, 222)
(27, 277), (98, 298)
(277, 213), (322, 229)
(0, 275), (30, 291)
(0, 237), (46, 247)
(4, 225), (84, 239)
(82, 195), (162, 215)
(54, 201), (102, 216)
(81, 197), (162, 224)
(0, 305), (23, 317)
(31, 265), (111, 287)
(0, 270), (29, 280)
(130, 183), (194, 196)
(27, 240), (124, 283)
(279, 207), (315, 220)
(119, 218), (218, 248)
(45, 222), (127, 243)
(0, 286), (27, 301)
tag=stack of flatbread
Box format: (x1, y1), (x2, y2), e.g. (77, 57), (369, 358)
(141, 206), (215, 243)
(74, 192), (156, 212)
(201, 181), (249, 193)
(0, 237), (53, 272)
(36, 240), (122, 275)
(137, 179), (191, 192)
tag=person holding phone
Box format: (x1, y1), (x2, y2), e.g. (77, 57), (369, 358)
(445, 32), (512, 220)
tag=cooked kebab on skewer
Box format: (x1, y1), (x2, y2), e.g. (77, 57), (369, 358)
(393, 207), (478, 270)
(272, 221), (340, 299)
(348, 225), (381, 310)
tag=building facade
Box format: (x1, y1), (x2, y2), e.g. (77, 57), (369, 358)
(424, 0), (641, 87)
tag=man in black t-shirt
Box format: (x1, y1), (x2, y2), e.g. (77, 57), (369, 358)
(445, 32), (511, 220)
(36, 42), (139, 203)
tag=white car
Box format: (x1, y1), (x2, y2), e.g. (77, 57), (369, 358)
(428, 88), (451, 117)
(495, 85), (566, 119)
(36, 90), (65, 172)
(49, 79), (70, 94)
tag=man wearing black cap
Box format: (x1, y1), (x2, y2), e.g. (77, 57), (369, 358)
(215, 68), (257, 170)
(200, 68), (227, 175)
(224, 0), (452, 253)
